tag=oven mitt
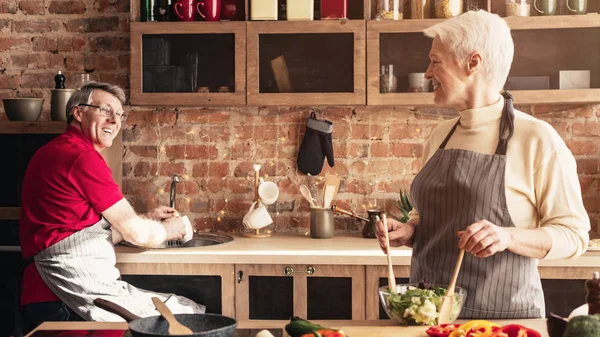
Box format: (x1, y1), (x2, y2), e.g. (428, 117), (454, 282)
(297, 112), (334, 175)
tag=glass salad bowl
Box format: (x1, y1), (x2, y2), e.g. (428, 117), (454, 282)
(379, 283), (467, 326)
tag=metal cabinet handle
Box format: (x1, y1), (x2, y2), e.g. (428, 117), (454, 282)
(237, 270), (243, 283)
(283, 266), (316, 275)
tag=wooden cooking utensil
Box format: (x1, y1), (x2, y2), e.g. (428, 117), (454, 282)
(151, 297), (193, 335)
(382, 213), (397, 293)
(438, 248), (465, 324)
(299, 185), (316, 208)
(322, 175), (341, 207)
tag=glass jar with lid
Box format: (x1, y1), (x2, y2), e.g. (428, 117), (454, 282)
(410, 0), (433, 18)
(506, 0), (531, 16)
(464, 0), (482, 11)
(434, 0), (462, 18)
(375, 0), (403, 20)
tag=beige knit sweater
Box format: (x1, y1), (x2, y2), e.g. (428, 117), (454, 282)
(415, 96), (590, 260)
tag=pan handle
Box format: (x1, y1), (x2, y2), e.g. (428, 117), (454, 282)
(93, 298), (141, 322)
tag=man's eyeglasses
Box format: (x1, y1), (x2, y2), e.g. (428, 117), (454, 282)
(78, 104), (128, 122)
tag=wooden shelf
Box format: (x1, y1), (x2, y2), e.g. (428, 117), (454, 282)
(368, 14), (600, 33)
(369, 89), (600, 106)
(0, 121), (66, 134)
(130, 21), (247, 106)
(0, 207), (19, 220)
(247, 20), (366, 106)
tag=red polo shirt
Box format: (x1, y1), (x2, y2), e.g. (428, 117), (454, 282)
(20, 126), (123, 305)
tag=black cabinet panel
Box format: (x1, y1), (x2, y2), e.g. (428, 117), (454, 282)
(0, 220), (19, 246)
(542, 279), (587, 318)
(0, 251), (23, 337)
(307, 277), (352, 320)
(121, 275), (222, 314)
(249, 276), (293, 320)
(0, 134), (58, 207)
(378, 277), (410, 320)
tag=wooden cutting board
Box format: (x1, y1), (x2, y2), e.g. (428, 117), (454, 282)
(341, 319), (549, 337)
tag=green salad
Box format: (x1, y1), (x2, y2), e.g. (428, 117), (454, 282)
(383, 283), (461, 326)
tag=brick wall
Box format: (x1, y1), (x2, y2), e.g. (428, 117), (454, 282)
(1, 1), (598, 236)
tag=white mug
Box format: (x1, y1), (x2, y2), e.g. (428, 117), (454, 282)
(258, 181), (279, 205)
(180, 215), (193, 243)
(243, 202), (273, 229)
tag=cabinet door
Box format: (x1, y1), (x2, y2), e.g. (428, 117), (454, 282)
(117, 263), (235, 317)
(235, 264), (365, 321)
(130, 22), (246, 106)
(247, 20), (366, 106)
(365, 265), (410, 320)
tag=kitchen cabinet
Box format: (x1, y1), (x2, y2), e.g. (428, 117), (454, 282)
(235, 264), (365, 322)
(367, 15), (600, 106)
(128, 1), (600, 107)
(246, 20), (366, 106)
(130, 22), (247, 106)
(117, 263), (235, 317)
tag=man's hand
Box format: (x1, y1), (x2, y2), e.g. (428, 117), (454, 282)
(145, 206), (179, 221)
(458, 220), (512, 258)
(162, 216), (187, 241)
(376, 217), (416, 253)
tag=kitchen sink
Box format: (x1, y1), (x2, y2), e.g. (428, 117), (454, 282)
(164, 233), (234, 248)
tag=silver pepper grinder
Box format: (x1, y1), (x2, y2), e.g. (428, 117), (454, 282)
(51, 71), (75, 121)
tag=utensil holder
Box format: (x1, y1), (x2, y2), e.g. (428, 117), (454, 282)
(310, 207), (334, 239)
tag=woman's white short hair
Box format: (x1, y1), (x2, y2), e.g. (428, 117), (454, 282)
(423, 10), (514, 92)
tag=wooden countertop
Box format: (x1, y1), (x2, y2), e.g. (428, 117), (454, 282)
(114, 233), (600, 269)
(27, 319), (550, 337)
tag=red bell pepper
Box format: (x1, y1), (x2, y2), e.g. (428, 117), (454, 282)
(426, 324), (461, 337)
(489, 324), (541, 337)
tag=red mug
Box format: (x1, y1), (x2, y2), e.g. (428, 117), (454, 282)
(197, 0), (221, 21)
(174, 0), (197, 21)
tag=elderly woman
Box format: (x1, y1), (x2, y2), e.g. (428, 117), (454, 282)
(377, 10), (589, 319)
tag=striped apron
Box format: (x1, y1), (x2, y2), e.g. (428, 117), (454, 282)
(409, 92), (545, 319)
(33, 217), (205, 321)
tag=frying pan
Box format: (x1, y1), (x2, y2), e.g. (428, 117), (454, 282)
(93, 298), (237, 337)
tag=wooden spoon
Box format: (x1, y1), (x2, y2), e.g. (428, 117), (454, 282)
(151, 297), (193, 335)
(382, 213), (397, 293)
(299, 185), (316, 208)
(438, 248), (465, 324)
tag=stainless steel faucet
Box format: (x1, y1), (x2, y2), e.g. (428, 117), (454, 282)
(170, 174), (180, 208)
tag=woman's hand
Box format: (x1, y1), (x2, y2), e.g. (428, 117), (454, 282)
(458, 220), (512, 258)
(145, 206), (179, 221)
(376, 217), (416, 253)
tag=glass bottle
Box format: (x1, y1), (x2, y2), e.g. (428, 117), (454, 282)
(380, 65), (397, 93)
(585, 271), (600, 315)
(506, 0), (531, 16)
(434, 0), (462, 18)
(375, 0), (403, 20)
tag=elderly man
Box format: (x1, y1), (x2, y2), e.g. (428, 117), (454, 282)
(377, 11), (589, 319)
(19, 82), (204, 330)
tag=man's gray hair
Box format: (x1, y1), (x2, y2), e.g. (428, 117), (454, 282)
(423, 10), (514, 92)
(66, 82), (127, 124)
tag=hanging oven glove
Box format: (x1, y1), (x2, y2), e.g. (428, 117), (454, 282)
(297, 112), (334, 175)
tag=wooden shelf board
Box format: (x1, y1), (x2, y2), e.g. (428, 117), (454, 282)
(131, 21), (245, 34)
(247, 19), (365, 33)
(0, 207), (20, 220)
(368, 89), (600, 106)
(368, 15), (600, 33)
(0, 121), (66, 134)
